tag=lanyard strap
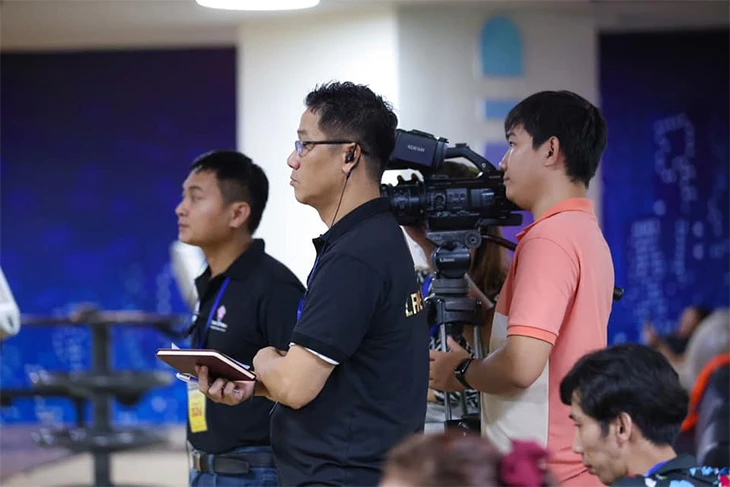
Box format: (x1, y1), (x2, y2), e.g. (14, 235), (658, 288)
(646, 461), (668, 477)
(197, 277), (230, 348)
(422, 274), (441, 338)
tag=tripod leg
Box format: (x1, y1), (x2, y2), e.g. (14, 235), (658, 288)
(459, 391), (468, 417)
(473, 325), (485, 360)
(455, 325), (484, 420)
(473, 326), (484, 414)
(439, 324), (452, 422)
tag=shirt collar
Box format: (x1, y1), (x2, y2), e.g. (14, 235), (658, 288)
(195, 239), (266, 292)
(516, 198), (595, 241)
(312, 197), (391, 254)
(650, 454), (699, 476)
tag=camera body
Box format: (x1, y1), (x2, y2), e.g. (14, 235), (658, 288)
(380, 129), (523, 243)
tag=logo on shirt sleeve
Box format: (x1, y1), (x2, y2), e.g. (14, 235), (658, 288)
(405, 288), (424, 317)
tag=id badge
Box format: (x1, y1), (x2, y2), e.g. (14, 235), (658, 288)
(187, 381), (208, 433)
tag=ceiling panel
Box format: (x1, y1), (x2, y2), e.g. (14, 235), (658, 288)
(0, 0), (726, 51)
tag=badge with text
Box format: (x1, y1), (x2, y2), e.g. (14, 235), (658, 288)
(210, 304), (228, 333)
(187, 381), (208, 433)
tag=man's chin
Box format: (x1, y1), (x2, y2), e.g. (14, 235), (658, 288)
(177, 233), (196, 246)
(594, 470), (613, 486)
(504, 190), (524, 210)
(292, 189), (310, 205)
(505, 187), (515, 202)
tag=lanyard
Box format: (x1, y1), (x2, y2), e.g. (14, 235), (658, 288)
(422, 273), (433, 296)
(196, 277), (230, 348)
(422, 273), (441, 338)
(646, 461), (668, 477)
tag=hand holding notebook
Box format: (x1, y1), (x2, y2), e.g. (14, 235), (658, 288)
(156, 348), (256, 382)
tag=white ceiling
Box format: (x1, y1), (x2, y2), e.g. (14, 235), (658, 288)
(1, 0), (727, 51)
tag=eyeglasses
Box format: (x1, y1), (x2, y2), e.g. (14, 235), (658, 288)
(294, 140), (357, 157)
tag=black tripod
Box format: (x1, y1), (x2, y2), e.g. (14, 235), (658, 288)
(425, 229), (488, 433)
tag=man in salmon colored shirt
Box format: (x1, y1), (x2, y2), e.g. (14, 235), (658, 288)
(430, 90), (615, 486)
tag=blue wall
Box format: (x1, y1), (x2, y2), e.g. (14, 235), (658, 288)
(0, 48), (236, 424)
(600, 30), (730, 343)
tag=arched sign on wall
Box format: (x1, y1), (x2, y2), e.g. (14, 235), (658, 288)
(479, 14), (532, 244)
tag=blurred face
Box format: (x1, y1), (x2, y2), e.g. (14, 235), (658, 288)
(569, 397), (627, 485)
(499, 125), (546, 210)
(175, 169), (242, 248)
(287, 109), (350, 209)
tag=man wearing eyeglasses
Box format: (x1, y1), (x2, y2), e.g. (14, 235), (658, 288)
(198, 81), (429, 486)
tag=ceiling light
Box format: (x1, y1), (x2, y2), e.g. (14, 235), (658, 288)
(195, 0), (320, 10)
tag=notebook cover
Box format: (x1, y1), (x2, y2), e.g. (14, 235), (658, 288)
(156, 348), (256, 382)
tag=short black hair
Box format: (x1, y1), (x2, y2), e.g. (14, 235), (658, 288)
(505, 90), (607, 188)
(305, 81), (398, 181)
(559, 343), (689, 446)
(189, 150), (268, 234)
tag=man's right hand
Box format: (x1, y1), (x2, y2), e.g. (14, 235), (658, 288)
(197, 365), (255, 406)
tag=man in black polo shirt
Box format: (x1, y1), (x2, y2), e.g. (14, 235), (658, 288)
(176, 150), (304, 486)
(199, 82), (430, 486)
(261, 81), (429, 486)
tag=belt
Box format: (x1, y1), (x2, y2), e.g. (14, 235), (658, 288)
(191, 450), (276, 475)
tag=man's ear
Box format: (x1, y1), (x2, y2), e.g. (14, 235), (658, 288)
(615, 412), (634, 445)
(341, 144), (360, 176)
(544, 136), (560, 167)
(229, 201), (251, 231)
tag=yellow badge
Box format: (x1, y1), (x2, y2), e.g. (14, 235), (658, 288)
(187, 381), (208, 433)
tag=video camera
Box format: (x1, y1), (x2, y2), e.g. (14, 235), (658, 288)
(379, 128), (626, 304)
(380, 128), (523, 249)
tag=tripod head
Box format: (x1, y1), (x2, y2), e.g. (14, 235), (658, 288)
(424, 230), (485, 339)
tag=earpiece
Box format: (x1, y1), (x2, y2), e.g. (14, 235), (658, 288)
(345, 148), (359, 180)
(346, 158), (360, 179)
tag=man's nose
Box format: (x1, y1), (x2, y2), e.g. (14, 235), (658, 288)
(287, 151), (300, 170)
(498, 153), (507, 171)
(572, 433), (583, 454)
(175, 201), (186, 217)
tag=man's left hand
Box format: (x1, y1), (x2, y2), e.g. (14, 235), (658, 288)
(197, 365), (255, 406)
(429, 336), (471, 393)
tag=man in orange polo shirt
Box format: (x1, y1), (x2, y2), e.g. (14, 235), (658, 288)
(429, 90), (615, 486)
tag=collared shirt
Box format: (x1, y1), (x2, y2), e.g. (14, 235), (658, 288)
(481, 197), (615, 486)
(270, 197), (429, 487)
(186, 239), (305, 454)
